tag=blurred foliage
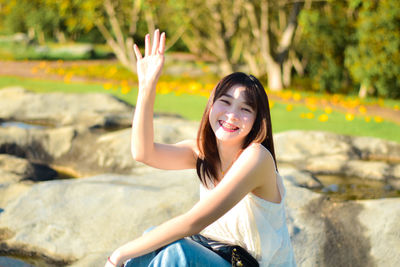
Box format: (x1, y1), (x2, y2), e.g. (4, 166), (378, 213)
(299, 0), (400, 98)
(345, 0), (400, 98)
(298, 1), (354, 94)
(0, 0), (399, 99)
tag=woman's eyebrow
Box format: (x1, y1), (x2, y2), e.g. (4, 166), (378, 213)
(221, 93), (253, 107)
(221, 93), (233, 98)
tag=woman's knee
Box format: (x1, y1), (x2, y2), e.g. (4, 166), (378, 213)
(149, 239), (192, 266)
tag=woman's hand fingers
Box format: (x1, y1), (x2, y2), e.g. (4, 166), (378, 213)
(159, 32), (166, 54)
(144, 33), (150, 56)
(151, 29), (160, 55)
(133, 44), (142, 60)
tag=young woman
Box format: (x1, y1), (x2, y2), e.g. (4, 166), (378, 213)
(105, 29), (296, 267)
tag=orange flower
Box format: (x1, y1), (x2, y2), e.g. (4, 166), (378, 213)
(39, 61), (47, 69)
(31, 67), (39, 74)
(293, 93), (302, 101)
(121, 86), (131, 94)
(324, 106), (333, 114)
(318, 114), (329, 122)
(374, 116), (383, 123)
(358, 106), (367, 114)
(103, 83), (113, 90)
(345, 113), (354, 121)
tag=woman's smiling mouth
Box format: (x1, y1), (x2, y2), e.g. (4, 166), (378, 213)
(218, 120), (239, 132)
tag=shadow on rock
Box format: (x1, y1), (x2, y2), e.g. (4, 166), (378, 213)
(306, 197), (375, 267)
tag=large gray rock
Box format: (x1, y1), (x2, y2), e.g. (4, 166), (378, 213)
(1, 88), (399, 266)
(0, 87), (132, 128)
(274, 131), (354, 163)
(0, 170), (200, 267)
(0, 126), (76, 162)
(282, 168), (400, 267)
(1, 167), (399, 267)
(275, 131), (400, 183)
(0, 118), (198, 177)
(0, 154), (56, 184)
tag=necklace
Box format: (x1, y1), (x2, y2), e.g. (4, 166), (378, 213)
(220, 149), (243, 176)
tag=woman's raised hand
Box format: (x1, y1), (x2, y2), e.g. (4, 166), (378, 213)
(134, 29), (166, 91)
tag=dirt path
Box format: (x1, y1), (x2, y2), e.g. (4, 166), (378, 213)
(1, 59), (399, 125)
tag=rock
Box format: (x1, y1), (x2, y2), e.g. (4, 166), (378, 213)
(0, 170), (200, 267)
(0, 182), (32, 208)
(278, 167), (322, 189)
(274, 131), (354, 163)
(352, 136), (400, 162)
(275, 130), (400, 181)
(1, 89), (399, 267)
(0, 116), (198, 176)
(72, 117), (198, 175)
(0, 126), (76, 162)
(154, 116), (198, 143)
(0, 87), (133, 128)
(282, 171), (400, 267)
(0, 154), (57, 184)
(304, 155), (348, 174)
(344, 160), (391, 181)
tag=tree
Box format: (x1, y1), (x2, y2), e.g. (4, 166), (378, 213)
(179, 0), (245, 74)
(345, 0), (400, 98)
(241, 0), (304, 90)
(0, 0), (64, 44)
(180, 0), (305, 90)
(75, 0), (185, 72)
(298, 1), (354, 94)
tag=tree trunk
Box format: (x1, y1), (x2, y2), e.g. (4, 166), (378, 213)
(283, 58), (292, 88)
(267, 60), (283, 90)
(37, 30), (45, 45)
(219, 61), (234, 75)
(359, 83), (374, 98)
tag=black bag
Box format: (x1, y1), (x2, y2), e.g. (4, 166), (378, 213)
(188, 234), (259, 267)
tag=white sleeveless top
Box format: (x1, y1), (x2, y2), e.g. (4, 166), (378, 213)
(200, 172), (296, 266)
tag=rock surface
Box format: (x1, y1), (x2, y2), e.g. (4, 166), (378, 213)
(284, 169), (400, 267)
(1, 89), (400, 266)
(275, 130), (400, 187)
(0, 170), (200, 267)
(0, 87), (133, 127)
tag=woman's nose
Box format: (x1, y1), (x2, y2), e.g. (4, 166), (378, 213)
(226, 108), (240, 120)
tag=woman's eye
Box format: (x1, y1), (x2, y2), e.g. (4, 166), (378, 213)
(242, 108), (252, 113)
(220, 99), (230, 104)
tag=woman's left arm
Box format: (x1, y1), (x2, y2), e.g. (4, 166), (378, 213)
(106, 144), (276, 266)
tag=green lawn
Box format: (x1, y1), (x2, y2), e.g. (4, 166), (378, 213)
(1, 75), (399, 143)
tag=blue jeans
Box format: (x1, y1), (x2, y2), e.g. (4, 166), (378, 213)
(124, 228), (230, 267)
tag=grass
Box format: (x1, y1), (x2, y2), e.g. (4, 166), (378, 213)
(271, 102), (400, 142)
(1, 75), (399, 143)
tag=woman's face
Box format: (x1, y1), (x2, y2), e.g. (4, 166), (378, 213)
(209, 84), (256, 146)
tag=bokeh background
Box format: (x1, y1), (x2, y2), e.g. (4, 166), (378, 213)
(0, 0), (399, 142)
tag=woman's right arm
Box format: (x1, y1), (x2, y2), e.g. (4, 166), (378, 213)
(131, 29), (197, 170)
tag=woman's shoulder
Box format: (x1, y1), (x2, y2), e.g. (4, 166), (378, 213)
(242, 143), (275, 165)
(240, 143), (277, 177)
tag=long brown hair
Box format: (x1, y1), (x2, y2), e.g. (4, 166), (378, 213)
(196, 72), (277, 187)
